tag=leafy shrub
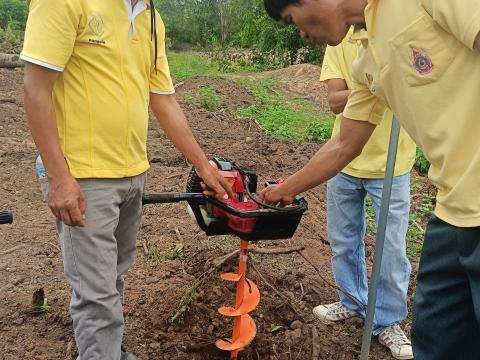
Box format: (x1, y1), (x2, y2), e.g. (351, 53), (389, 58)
(185, 85), (225, 112)
(415, 148), (430, 175)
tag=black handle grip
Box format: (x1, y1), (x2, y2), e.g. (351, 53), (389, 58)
(0, 210), (13, 225)
(142, 193), (204, 205)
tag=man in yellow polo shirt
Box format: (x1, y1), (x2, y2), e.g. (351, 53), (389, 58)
(313, 27), (415, 359)
(21, 0), (232, 359)
(261, 0), (480, 358)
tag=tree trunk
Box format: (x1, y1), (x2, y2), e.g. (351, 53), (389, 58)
(218, 0), (228, 45)
(0, 53), (23, 68)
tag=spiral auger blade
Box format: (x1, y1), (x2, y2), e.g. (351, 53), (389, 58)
(216, 239), (260, 359)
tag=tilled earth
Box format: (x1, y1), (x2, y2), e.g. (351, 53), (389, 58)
(0, 67), (416, 360)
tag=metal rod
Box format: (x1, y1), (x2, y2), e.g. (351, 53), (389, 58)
(359, 116), (401, 360)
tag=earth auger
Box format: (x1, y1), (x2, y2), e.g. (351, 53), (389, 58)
(142, 158), (307, 359)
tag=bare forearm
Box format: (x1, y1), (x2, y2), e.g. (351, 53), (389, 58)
(328, 90), (351, 114)
(24, 83), (70, 180)
(276, 117), (375, 197)
(281, 135), (359, 195)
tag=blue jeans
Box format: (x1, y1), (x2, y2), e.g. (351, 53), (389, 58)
(327, 172), (412, 335)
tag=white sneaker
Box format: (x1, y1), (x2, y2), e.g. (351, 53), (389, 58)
(312, 302), (358, 322)
(378, 324), (413, 360)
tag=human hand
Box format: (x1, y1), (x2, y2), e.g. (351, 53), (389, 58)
(259, 183), (296, 206)
(48, 175), (86, 227)
(197, 162), (235, 200)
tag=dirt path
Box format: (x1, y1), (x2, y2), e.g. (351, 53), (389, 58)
(0, 67), (397, 360)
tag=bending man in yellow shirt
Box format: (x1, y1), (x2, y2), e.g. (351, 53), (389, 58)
(21, 0), (232, 359)
(314, 28), (415, 359)
(261, 0), (480, 359)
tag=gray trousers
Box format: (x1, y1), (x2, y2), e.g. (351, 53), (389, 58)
(42, 174), (146, 360)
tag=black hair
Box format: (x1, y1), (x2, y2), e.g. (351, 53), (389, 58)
(149, 0), (158, 70)
(263, 0), (302, 21)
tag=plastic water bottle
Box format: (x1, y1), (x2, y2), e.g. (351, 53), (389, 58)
(35, 155), (49, 201)
(35, 155), (46, 179)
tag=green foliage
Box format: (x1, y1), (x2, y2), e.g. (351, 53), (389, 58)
(0, 0), (28, 31)
(156, 0), (324, 68)
(237, 78), (333, 140)
(364, 175), (435, 261)
(0, 0), (27, 52)
(415, 148), (430, 175)
(168, 52), (220, 81)
(185, 84), (225, 112)
(307, 119), (335, 142)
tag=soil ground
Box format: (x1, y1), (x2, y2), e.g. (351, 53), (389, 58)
(0, 66), (426, 360)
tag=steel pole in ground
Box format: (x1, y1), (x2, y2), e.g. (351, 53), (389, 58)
(359, 117), (401, 360)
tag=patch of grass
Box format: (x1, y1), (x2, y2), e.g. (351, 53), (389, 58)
(145, 238), (188, 268)
(236, 77), (334, 141)
(414, 148), (430, 175)
(167, 52), (220, 81)
(363, 176), (435, 261)
(184, 84), (225, 112)
(167, 51), (268, 82)
(145, 239), (163, 268)
(168, 243), (187, 261)
(406, 190), (435, 259)
(365, 195), (376, 234)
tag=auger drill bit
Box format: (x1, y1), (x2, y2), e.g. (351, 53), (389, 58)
(216, 239), (260, 359)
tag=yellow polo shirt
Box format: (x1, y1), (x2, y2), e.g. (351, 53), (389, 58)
(320, 28), (416, 178)
(21, 0), (175, 178)
(343, 0), (480, 227)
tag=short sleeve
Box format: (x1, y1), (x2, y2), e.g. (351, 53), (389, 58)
(319, 46), (344, 82)
(343, 79), (386, 126)
(421, 0), (480, 50)
(149, 11), (175, 95)
(20, 0), (80, 71)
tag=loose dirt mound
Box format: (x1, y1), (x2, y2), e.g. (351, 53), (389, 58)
(0, 68), (393, 359)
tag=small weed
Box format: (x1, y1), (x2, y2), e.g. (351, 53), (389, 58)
(407, 190), (435, 259)
(185, 85), (225, 112)
(365, 195), (376, 234)
(168, 243), (187, 261)
(415, 148), (430, 175)
(270, 324), (283, 333)
(145, 239), (164, 268)
(41, 298), (53, 313)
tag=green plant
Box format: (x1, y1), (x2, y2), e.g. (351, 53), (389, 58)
(167, 52), (220, 81)
(41, 298), (53, 313)
(365, 195), (376, 234)
(415, 148), (430, 175)
(145, 239), (163, 268)
(406, 187), (435, 259)
(185, 85), (225, 112)
(168, 243), (186, 261)
(236, 77), (333, 140)
(307, 119), (335, 142)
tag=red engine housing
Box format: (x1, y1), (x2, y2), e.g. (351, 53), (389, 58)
(210, 167), (259, 234)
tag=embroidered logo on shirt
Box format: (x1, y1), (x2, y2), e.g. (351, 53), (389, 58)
(89, 15), (105, 37)
(88, 14), (106, 45)
(411, 48), (434, 75)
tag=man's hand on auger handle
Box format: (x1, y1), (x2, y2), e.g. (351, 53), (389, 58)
(197, 161), (236, 200)
(259, 183), (296, 207)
